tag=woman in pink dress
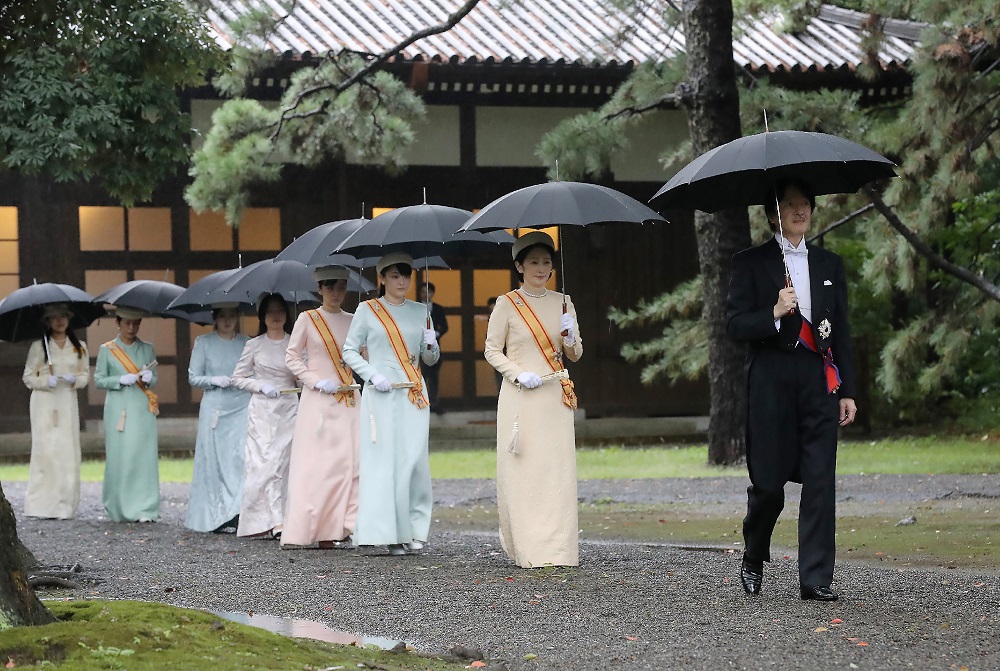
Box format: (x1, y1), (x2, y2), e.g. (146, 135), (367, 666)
(282, 267), (361, 548)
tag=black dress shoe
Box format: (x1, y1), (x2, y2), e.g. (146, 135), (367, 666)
(740, 559), (763, 595)
(800, 585), (838, 601)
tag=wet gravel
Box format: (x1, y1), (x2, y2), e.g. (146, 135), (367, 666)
(6, 477), (999, 671)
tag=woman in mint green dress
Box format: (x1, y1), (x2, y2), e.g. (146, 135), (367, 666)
(94, 307), (160, 523)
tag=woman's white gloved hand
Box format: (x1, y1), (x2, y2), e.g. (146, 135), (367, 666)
(62, 373), (77, 385)
(423, 328), (438, 349)
(560, 313), (576, 345)
(260, 383), (280, 398)
(47, 375), (59, 388)
(140, 369), (153, 384)
(369, 373), (392, 392)
(515, 371), (542, 389)
(210, 375), (231, 388)
(119, 373), (139, 386)
(315, 379), (337, 394)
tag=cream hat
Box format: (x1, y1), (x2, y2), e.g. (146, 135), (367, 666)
(376, 252), (414, 275)
(512, 230), (556, 261)
(114, 306), (149, 320)
(313, 266), (351, 282)
(42, 303), (74, 320)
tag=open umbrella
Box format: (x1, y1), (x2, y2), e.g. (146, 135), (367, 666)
(333, 203), (514, 325)
(0, 283), (105, 342)
(650, 130), (897, 213)
(458, 180), (668, 326)
(94, 279), (211, 323)
(166, 268), (245, 314)
(218, 259), (374, 303)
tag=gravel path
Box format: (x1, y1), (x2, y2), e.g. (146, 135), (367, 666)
(6, 477), (999, 671)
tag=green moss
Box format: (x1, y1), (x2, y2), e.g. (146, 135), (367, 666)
(0, 600), (469, 670)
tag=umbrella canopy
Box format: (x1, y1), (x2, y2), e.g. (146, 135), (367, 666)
(0, 283), (106, 342)
(217, 259), (375, 303)
(333, 204), (514, 258)
(166, 268), (244, 313)
(275, 218), (369, 267)
(95, 280), (211, 324)
(459, 181), (667, 232)
(651, 130), (897, 213)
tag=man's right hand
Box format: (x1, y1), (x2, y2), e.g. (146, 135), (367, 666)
(773, 286), (798, 319)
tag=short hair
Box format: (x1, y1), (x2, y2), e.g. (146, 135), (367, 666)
(256, 294), (292, 336)
(764, 179), (816, 219)
(513, 243), (557, 283)
(420, 282), (436, 293)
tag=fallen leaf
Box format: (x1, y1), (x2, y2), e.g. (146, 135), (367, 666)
(846, 637), (858, 642)
(6, 657), (15, 669)
(858, 641), (869, 646)
(625, 635), (638, 641)
(523, 653), (538, 660)
(505, 577), (515, 582)
(875, 552), (885, 556)
(830, 618), (843, 624)
(470, 662), (487, 668)
(974, 582), (985, 587)
(814, 627), (828, 633)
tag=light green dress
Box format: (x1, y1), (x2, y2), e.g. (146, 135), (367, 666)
(94, 336), (160, 522)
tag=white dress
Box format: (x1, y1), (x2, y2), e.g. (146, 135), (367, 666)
(21, 338), (90, 519)
(231, 334), (298, 536)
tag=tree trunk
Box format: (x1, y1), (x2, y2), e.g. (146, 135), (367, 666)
(681, 0), (752, 465)
(0, 483), (55, 629)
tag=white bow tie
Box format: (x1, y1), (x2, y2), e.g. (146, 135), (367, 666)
(782, 244), (808, 258)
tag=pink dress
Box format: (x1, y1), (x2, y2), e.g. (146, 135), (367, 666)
(281, 308), (361, 545)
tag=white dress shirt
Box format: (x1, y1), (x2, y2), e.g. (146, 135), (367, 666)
(774, 233), (811, 330)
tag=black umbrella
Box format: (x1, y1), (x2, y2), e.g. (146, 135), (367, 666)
(650, 130), (897, 213)
(166, 268), (245, 314)
(458, 181), (666, 232)
(275, 218), (370, 267)
(0, 282), (106, 342)
(218, 259), (375, 303)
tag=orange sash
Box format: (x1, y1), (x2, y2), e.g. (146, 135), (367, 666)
(306, 309), (357, 407)
(105, 340), (159, 417)
(365, 299), (429, 409)
(504, 291), (577, 410)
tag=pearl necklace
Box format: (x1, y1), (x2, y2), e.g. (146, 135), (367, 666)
(382, 296), (405, 306)
(519, 287), (548, 298)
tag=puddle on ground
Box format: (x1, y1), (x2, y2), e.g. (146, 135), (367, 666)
(213, 611), (403, 650)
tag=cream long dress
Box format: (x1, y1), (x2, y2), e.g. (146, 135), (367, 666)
(231, 333), (298, 537)
(21, 338), (90, 519)
(484, 289), (583, 568)
(282, 308), (360, 546)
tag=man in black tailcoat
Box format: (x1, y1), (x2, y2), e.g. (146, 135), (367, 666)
(726, 179), (858, 601)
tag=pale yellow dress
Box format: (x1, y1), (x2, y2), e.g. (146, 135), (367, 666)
(484, 289), (583, 567)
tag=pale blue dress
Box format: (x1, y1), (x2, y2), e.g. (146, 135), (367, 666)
(342, 298), (439, 546)
(94, 337), (159, 522)
(185, 332), (251, 532)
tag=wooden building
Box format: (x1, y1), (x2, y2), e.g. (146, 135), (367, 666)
(0, 3), (919, 430)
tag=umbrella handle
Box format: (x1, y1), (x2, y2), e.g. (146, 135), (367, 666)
(785, 274), (796, 315)
(561, 299), (569, 337)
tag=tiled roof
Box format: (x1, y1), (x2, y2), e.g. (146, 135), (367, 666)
(205, 1), (920, 72)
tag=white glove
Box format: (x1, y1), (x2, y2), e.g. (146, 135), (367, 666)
(260, 383), (280, 399)
(560, 313), (576, 345)
(47, 375), (59, 388)
(210, 375), (231, 388)
(62, 373), (77, 385)
(315, 379), (337, 394)
(119, 373), (139, 386)
(369, 373), (392, 393)
(516, 371), (542, 389)
(423, 328), (438, 349)
(140, 369), (153, 384)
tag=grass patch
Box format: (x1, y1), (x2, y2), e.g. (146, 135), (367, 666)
(0, 600), (469, 670)
(0, 436), (996, 483)
(434, 499), (1000, 571)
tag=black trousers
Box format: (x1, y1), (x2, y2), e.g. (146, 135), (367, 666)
(424, 361), (442, 410)
(743, 345), (839, 588)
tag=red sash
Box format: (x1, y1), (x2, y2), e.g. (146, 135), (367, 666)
(365, 299), (429, 409)
(504, 291), (577, 410)
(797, 320), (842, 394)
(306, 309), (356, 407)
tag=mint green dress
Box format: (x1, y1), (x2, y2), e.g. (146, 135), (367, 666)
(94, 337), (160, 522)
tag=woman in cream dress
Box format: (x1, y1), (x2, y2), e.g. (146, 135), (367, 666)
(342, 252), (440, 556)
(232, 294), (298, 539)
(485, 231), (583, 568)
(283, 267), (360, 548)
(21, 303), (90, 519)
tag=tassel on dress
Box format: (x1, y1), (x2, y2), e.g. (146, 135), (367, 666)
(507, 384), (520, 454)
(370, 413), (377, 444)
(117, 409), (126, 432)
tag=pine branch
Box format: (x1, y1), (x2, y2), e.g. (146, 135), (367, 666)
(809, 203), (875, 242)
(269, 0), (480, 141)
(865, 187), (1000, 303)
(603, 91), (683, 120)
